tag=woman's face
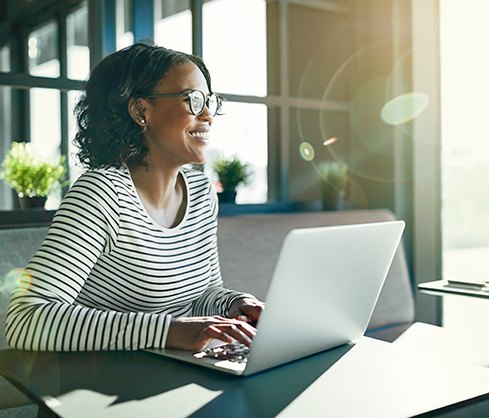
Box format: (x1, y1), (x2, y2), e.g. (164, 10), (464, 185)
(141, 62), (213, 167)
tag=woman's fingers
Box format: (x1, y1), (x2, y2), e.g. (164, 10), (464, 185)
(204, 320), (256, 347)
(205, 325), (233, 344)
(166, 316), (259, 351)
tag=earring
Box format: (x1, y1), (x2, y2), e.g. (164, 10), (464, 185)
(140, 119), (145, 124)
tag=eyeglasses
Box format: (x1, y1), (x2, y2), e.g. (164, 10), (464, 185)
(146, 90), (223, 117)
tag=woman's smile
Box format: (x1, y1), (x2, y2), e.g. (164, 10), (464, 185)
(189, 126), (211, 144)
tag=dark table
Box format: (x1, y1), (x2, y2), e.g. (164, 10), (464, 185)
(2, 337), (489, 417)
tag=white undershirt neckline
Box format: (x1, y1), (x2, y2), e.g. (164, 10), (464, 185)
(125, 165), (190, 234)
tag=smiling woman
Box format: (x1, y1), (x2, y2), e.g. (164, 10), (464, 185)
(5, 41), (264, 353)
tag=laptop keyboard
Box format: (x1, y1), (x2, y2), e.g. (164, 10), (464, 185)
(193, 342), (250, 363)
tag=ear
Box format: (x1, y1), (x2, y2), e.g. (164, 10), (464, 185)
(128, 97), (146, 126)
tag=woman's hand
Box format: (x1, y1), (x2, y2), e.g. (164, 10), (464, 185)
(229, 297), (265, 325)
(165, 316), (257, 351)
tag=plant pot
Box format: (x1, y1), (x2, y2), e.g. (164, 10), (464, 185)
(218, 190), (237, 203)
(321, 184), (344, 211)
(19, 195), (47, 209)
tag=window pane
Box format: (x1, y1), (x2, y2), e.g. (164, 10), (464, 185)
(0, 44), (11, 73)
(116, 0), (134, 50)
(154, 0), (192, 53)
(29, 21), (60, 78)
(203, 0), (266, 96)
(288, 3), (351, 100)
(204, 102), (268, 204)
(67, 2), (90, 80)
(289, 107), (352, 203)
(441, 1), (489, 332)
(30, 88), (61, 209)
(0, 86), (13, 210)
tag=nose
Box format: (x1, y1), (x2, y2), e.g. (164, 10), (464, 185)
(198, 104), (213, 124)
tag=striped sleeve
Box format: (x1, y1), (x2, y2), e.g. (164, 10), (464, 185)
(5, 171), (171, 351)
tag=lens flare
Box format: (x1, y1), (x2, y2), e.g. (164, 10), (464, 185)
(299, 142), (315, 162)
(323, 137), (338, 146)
(380, 92), (429, 125)
(1, 268), (33, 296)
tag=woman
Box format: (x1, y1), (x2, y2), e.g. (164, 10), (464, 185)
(5, 42), (264, 352)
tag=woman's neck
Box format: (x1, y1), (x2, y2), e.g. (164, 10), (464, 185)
(129, 164), (187, 228)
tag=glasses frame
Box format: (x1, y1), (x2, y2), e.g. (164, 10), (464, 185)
(146, 90), (224, 117)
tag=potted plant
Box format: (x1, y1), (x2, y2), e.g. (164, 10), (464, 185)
(317, 161), (349, 211)
(211, 153), (251, 203)
(0, 142), (68, 209)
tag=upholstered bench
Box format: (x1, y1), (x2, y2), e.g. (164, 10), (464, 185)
(0, 226), (49, 417)
(217, 209), (415, 339)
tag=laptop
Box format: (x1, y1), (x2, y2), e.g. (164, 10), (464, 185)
(145, 220), (405, 376)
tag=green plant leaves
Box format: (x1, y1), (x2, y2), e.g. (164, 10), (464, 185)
(0, 142), (68, 198)
(211, 154), (251, 192)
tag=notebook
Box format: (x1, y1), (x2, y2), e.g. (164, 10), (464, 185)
(145, 220), (405, 376)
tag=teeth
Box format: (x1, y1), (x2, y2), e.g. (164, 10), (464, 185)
(191, 131), (208, 139)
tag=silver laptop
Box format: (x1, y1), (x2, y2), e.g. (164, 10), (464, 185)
(145, 220), (405, 376)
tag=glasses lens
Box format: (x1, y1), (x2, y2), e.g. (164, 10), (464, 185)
(207, 94), (219, 116)
(189, 91), (205, 115)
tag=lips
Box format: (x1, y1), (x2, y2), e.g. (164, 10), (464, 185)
(189, 126), (210, 142)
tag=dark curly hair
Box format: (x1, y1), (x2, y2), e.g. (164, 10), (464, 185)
(74, 41), (213, 169)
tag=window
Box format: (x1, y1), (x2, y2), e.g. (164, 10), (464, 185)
(28, 21), (60, 78)
(0, 1), (87, 211)
(67, 5), (90, 80)
(204, 102), (268, 204)
(202, 0), (268, 204)
(203, 0), (267, 97)
(154, 0), (192, 54)
(29, 88), (62, 209)
(440, 0), (489, 337)
(116, 0), (134, 50)
(0, 46), (12, 210)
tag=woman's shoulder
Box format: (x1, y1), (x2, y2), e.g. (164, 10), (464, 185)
(180, 165), (218, 213)
(73, 165), (130, 189)
(180, 165), (213, 189)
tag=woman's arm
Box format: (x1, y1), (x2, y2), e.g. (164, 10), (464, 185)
(5, 171), (171, 351)
(190, 179), (264, 320)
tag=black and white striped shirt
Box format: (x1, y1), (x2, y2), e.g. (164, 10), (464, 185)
(6, 165), (247, 351)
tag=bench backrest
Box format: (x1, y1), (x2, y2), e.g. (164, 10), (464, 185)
(217, 210), (415, 330)
(0, 226), (49, 350)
